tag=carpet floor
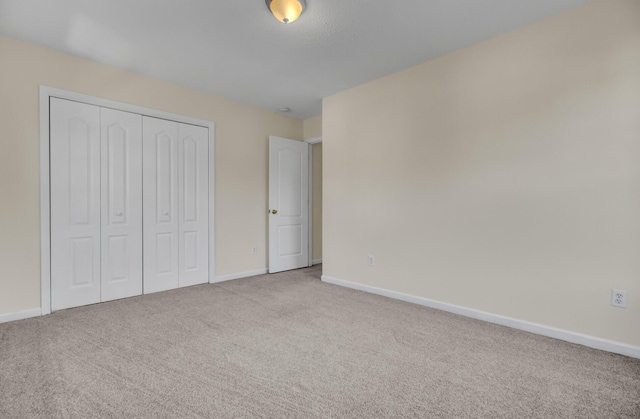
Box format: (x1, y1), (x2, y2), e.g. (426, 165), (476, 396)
(1, 265), (639, 418)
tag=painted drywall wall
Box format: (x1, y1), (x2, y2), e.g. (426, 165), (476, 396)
(0, 35), (302, 315)
(323, 0), (640, 347)
(311, 143), (323, 262)
(303, 115), (322, 140)
(303, 115), (323, 262)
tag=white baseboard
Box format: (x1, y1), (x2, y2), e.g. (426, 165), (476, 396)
(312, 259), (323, 265)
(212, 269), (268, 283)
(321, 275), (640, 359)
(0, 308), (42, 324)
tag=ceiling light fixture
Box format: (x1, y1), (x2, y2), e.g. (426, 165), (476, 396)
(265, 0), (306, 24)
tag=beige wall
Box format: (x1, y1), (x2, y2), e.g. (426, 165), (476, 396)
(303, 116), (323, 261)
(0, 36), (302, 315)
(311, 143), (323, 261)
(303, 115), (322, 140)
(323, 0), (640, 347)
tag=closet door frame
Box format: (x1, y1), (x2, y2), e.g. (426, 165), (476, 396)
(39, 86), (215, 315)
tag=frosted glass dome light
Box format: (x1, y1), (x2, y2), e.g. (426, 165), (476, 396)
(266, 0), (306, 24)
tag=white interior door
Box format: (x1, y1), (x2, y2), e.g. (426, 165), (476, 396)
(143, 117), (180, 293)
(268, 136), (309, 273)
(50, 98), (101, 310)
(178, 123), (209, 287)
(143, 117), (209, 291)
(100, 108), (143, 302)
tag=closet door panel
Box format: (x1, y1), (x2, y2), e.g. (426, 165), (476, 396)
(50, 98), (101, 310)
(100, 108), (143, 302)
(178, 124), (209, 286)
(143, 117), (179, 293)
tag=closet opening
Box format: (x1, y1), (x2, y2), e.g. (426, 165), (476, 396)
(40, 87), (215, 314)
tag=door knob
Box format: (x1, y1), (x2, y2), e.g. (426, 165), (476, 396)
(271, 209), (278, 214)
(116, 211), (123, 216)
(163, 211), (170, 215)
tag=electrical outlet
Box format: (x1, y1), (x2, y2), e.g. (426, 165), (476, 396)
(611, 289), (627, 308)
(251, 245), (257, 254)
(368, 255), (375, 266)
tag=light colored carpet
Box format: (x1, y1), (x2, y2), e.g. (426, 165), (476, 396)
(1, 265), (639, 418)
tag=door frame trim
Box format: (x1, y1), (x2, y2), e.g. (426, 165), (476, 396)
(39, 86), (216, 315)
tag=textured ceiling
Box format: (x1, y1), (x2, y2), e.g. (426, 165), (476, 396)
(0, 0), (591, 119)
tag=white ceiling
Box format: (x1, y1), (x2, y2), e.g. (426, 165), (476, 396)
(0, 0), (591, 119)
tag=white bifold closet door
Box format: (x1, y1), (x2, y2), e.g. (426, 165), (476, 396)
(100, 108), (143, 302)
(50, 98), (143, 310)
(142, 116), (209, 293)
